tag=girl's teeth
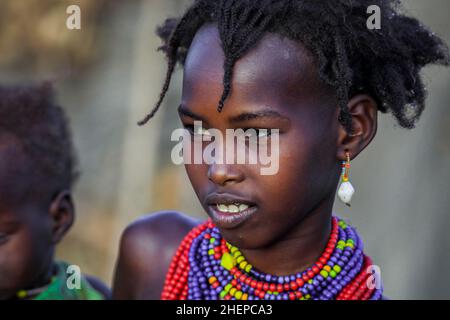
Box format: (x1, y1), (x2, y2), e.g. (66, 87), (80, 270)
(218, 204), (229, 212)
(216, 203), (250, 213)
(239, 204), (249, 211)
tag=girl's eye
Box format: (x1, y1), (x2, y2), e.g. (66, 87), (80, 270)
(184, 124), (211, 136)
(195, 126), (211, 136)
(243, 128), (272, 139)
(255, 129), (271, 138)
(183, 125), (272, 138)
(0, 233), (8, 245)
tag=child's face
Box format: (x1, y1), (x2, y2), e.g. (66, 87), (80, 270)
(0, 136), (54, 299)
(180, 25), (343, 249)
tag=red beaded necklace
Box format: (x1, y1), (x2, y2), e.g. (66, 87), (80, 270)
(161, 218), (381, 300)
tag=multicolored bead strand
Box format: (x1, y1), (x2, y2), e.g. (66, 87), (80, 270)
(161, 217), (383, 300)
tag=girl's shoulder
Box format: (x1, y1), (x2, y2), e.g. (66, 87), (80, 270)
(112, 211), (203, 299)
(121, 211), (202, 241)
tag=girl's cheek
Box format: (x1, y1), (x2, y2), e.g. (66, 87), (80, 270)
(185, 163), (208, 192)
(0, 235), (31, 291)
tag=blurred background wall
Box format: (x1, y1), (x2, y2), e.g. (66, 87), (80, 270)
(0, 0), (448, 299)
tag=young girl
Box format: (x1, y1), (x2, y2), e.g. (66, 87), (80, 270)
(112, 0), (449, 300)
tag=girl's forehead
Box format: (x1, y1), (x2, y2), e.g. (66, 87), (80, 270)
(183, 24), (321, 96)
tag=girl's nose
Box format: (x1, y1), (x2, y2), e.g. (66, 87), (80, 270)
(207, 163), (244, 186)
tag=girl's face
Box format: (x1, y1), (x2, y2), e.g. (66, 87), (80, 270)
(0, 136), (54, 299)
(180, 24), (343, 250)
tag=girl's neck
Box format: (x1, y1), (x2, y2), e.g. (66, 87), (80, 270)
(240, 197), (333, 276)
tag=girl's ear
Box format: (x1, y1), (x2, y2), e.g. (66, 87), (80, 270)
(336, 94), (378, 161)
(48, 190), (75, 244)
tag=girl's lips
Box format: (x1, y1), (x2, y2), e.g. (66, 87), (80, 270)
(207, 204), (257, 229)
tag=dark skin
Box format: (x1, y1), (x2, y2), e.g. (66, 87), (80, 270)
(0, 134), (110, 299)
(113, 24), (377, 299)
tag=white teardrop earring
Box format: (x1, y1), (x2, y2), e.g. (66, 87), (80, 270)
(338, 151), (355, 207)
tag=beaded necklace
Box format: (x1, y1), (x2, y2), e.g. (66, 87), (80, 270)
(161, 216), (383, 300)
(16, 277), (56, 300)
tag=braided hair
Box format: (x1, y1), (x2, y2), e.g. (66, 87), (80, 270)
(139, 0), (449, 133)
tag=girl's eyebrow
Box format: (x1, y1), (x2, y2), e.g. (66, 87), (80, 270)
(178, 104), (290, 124)
(178, 104), (205, 121)
(229, 110), (290, 124)
(0, 219), (20, 230)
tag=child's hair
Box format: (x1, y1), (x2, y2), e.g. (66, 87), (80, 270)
(0, 82), (77, 197)
(138, 0), (449, 134)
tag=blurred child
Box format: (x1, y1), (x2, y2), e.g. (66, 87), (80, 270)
(0, 83), (110, 300)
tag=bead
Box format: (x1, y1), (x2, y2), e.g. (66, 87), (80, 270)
(221, 253), (236, 271)
(208, 277), (217, 284)
(17, 290), (27, 299)
(161, 218), (382, 301)
(338, 181), (355, 205)
(296, 278), (304, 287)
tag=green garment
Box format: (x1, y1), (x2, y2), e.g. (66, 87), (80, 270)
(32, 261), (104, 300)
